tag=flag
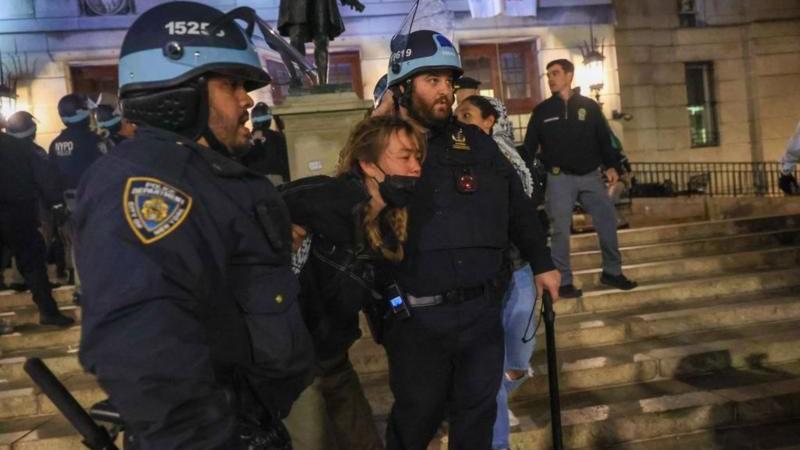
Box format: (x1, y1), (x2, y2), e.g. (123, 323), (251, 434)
(468, 0), (504, 18)
(468, 0), (537, 19)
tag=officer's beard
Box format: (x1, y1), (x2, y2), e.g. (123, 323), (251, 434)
(408, 89), (453, 131)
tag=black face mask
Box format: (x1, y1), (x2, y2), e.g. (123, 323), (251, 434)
(376, 167), (419, 208)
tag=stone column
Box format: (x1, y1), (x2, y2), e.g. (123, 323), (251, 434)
(273, 92), (372, 180)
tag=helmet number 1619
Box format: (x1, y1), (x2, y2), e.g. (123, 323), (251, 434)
(164, 21), (225, 37)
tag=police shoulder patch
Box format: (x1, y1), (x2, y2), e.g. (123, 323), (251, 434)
(123, 177), (192, 244)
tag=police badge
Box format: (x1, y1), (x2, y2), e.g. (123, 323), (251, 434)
(578, 108), (587, 121)
(123, 177), (192, 244)
(452, 129), (470, 151)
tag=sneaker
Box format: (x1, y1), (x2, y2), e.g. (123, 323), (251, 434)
(558, 284), (583, 298)
(508, 409), (520, 427)
(600, 272), (638, 290)
(40, 313), (75, 327)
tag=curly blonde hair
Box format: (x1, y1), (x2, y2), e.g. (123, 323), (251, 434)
(337, 115), (426, 262)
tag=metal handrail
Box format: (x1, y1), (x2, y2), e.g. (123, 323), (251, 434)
(628, 161), (797, 197)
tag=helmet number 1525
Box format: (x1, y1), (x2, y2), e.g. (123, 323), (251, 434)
(164, 21), (225, 37)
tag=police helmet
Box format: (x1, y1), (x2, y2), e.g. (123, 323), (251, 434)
(373, 74), (388, 108)
(250, 102), (272, 126)
(387, 30), (463, 87)
(6, 111), (37, 139)
(58, 94), (90, 125)
(95, 104), (122, 133)
(118, 1), (270, 136)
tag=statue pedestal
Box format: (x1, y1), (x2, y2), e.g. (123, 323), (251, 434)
(273, 92), (372, 180)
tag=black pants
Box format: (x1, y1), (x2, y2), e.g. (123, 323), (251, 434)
(384, 293), (504, 450)
(0, 202), (59, 316)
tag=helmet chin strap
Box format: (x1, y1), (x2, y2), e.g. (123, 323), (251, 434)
(194, 77), (230, 156)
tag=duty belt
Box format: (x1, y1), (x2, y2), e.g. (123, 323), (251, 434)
(406, 284), (491, 308)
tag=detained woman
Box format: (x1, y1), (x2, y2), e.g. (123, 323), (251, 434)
(454, 94), (538, 450)
(280, 115), (425, 450)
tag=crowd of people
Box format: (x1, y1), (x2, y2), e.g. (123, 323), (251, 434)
(1, 2), (798, 450)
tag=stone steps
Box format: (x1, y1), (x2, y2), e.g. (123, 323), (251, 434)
(359, 319), (800, 419)
(570, 213), (800, 252)
(571, 419), (800, 450)
(500, 361), (800, 450)
(0, 347), (83, 384)
(0, 305), (80, 331)
(0, 372), (103, 421)
(0, 287), (75, 311)
(0, 325), (81, 354)
(349, 267), (800, 375)
(0, 414), (123, 450)
(574, 245), (800, 289)
(572, 228), (799, 270)
(542, 288), (800, 350)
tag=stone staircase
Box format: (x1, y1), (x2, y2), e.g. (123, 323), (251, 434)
(0, 213), (798, 449)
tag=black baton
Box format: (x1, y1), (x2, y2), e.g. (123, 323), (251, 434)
(542, 291), (564, 450)
(24, 358), (119, 450)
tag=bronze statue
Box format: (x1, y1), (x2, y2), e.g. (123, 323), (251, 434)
(278, 0), (365, 86)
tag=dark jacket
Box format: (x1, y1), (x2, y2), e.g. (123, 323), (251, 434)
(75, 127), (314, 449)
(395, 121), (554, 297)
(281, 175), (383, 361)
(524, 93), (622, 174)
(48, 123), (107, 190)
(0, 132), (62, 206)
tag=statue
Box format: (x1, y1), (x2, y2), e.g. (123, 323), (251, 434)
(278, 0), (365, 87)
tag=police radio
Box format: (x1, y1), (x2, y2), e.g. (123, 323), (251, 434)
(385, 283), (411, 320)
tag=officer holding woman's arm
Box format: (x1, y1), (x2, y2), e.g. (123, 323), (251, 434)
(379, 30), (559, 450)
(75, 3), (313, 449)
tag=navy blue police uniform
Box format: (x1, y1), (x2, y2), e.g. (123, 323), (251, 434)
(48, 124), (106, 191)
(0, 131), (71, 324)
(384, 121), (554, 450)
(75, 126), (314, 448)
(74, 1), (322, 447)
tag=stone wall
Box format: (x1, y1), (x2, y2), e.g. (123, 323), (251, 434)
(613, 0), (800, 164)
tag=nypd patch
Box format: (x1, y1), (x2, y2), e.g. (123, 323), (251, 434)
(123, 177), (192, 244)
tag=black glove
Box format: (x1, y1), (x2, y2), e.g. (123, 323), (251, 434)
(238, 416), (292, 450)
(779, 173), (799, 195)
(340, 0), (365, 12)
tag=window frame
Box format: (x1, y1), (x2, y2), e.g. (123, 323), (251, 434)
(459, 40), (541, 115)
(684, 61), (720, 148)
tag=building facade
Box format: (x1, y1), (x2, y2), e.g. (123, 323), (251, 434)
(0, 0), (618, 148)
(614, 0), (800, 163)
(3, 0), (799, 164)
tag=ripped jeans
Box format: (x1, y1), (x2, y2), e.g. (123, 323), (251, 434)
(492, 264), (537, 449)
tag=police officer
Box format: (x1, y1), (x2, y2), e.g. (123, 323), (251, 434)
(240, 102), (290, 184)
(49, 93), (108, 294)
(6, 111), (64, 271)
(95, 104), (135, 145)
(524, 59), (637, 298)
(382, 30), (560, 450)
(0, 120), (74, 326)
(75, 2), (314, 448)
(49, 93), (107, 191)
